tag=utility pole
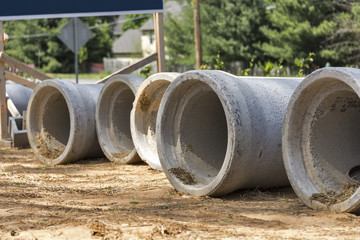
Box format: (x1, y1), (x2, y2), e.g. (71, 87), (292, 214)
(154, 13), (165, 72)
(194, 0), (202, 69)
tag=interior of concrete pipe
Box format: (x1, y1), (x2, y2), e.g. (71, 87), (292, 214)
(103, 83), (135, 154)
(135, 80), (170, 155)
(33, 88), (70, 159)
(304, 87), (360, 194)
(168, 81), (228, 186)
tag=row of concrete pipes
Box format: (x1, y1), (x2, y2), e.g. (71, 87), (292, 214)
(19, 67), (360, 213)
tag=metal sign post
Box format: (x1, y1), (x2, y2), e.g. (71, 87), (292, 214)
(57, 18), (92, 83)
(74, 18), (79, 83)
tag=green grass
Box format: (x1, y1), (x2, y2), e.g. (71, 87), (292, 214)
(48, 72), (111, 80)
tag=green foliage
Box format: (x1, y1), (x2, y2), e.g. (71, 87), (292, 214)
(200, 51), (224, 70)
(214, 52), (224, 70)
(122, 14), (151, 32)
(320, 2), (360, 66)
(200, 0), (269, 67)
(165, 2), (196, 67)
(166, 0), (359, 73)
(140, 65), (152, 78)
(239, 59), (254, 76)
(4, 17), (115, 73)
(165, 0), (269, 69)
(297, 52), (315, 77)
(261, 0), (351, 68)
(257, 60), (286, 76)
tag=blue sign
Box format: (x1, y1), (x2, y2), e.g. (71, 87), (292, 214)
(0, 0), (164, 20)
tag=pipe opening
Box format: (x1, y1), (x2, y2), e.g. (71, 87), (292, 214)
(306, 89), (360, 194)
(109, 84), (135, 155)
(35, 89), (70, 159)
(169, 81), (228, 186)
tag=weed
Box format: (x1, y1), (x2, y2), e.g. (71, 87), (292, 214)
(200, 51), (224, 70)
(297, 52), (315, 77)
(140, 65), (152, 79)
(239, 58), (254, 76)
(214, 51), (224, 70)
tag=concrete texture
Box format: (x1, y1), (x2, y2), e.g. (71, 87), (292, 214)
(6, 82), (33, 147)
(26, 79), (104, 165)
(157, 70), (302, 197)
(9, 116), (29, 148)
(6, 82), (32, 117)
(282, 67), (360, 213)
(96, 74), (144, 163)
(130, 72), (180, 171)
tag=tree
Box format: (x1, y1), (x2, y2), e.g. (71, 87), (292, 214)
(3, 16), (115, 73)
(320, 2), (360, 66)
(165, 0), (270, 71)
(165, 2), (196, 68)
(200, 0), (269, 66)
(122, 14), (151, 32)
(261, 0), (351, 68)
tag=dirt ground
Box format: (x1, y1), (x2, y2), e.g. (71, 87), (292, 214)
(1, 147), (360, 240)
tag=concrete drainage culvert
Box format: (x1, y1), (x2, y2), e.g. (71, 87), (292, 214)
(157, 70), (302, 197)
(283, 67), (360, 213)
(6, 82), (33, 116)
(27, 80), (104, 165)
(130, 72), (180, 170)
(96, 74), (144, 163)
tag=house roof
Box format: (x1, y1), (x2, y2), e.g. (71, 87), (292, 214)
(113, 15), (125, 36)
(140, 18), (154, 31)
(165, 0), (183, 18)
(112, 1), (185, 54)
(112, 29), (142, 54)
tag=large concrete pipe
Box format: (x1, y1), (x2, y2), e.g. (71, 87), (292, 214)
(6, 82), (33, 148)
(157, 70), (302, 197)
(6, 82), (33, 116)
(283, 67), (360, 213)
(130, 72), (180, 170)
(27, 80), (104, 165)
(96, 74), (144, 163)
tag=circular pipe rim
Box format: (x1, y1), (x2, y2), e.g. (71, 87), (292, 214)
(157, 70), (252, 196)
(282, 67), (360, 213)
(130, 72), (180, 170)
(96, 75), (143, 163)
(27, 80), (83, 165)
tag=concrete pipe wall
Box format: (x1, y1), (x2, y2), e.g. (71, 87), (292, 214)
(6, 82), (33, 116)
(96, 74), (144, 163)
(27, 80), (104, 165)
(283, 67), (360, 213)
(157, 70), (302, 197)
(130, 72), (180, 170)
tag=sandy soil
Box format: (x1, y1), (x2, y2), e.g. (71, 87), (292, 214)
(1, 147), (360, 240)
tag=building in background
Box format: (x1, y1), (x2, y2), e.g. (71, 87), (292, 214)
(103, 1), (183, 73)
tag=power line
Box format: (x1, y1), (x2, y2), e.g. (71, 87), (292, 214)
(8, 15), (150, 39)
(7, 0), (360, 39)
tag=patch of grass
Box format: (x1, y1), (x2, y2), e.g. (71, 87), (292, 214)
(48, 72), (111, 80)
(129, 201), (139, 205)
